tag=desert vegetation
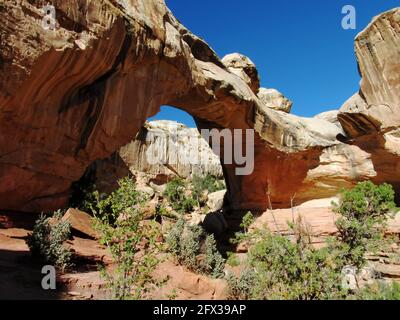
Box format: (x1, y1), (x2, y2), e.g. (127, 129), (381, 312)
(227, 182), (400, 300)
(26, 176), (400, 300)
(166, 218), (225, 278)
(27, 170), (400, 300)
(26, 210), (72, 271)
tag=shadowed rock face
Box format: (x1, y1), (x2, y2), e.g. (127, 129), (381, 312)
(0, 1), (399, 212)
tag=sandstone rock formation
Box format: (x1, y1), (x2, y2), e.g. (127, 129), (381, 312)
(336, 8), (400, 199)
(257, 88), (293, 113)
(62, 208), (100, 239)
(221, 53), (260, 94)
(0, 1), (399, 213)
(118, 120), (223, 178)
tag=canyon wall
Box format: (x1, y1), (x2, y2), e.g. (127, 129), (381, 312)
(0, 1), (399, 212)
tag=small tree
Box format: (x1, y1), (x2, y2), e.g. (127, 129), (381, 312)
(332, 181), (396, 268)
(93, 178), (161, 300)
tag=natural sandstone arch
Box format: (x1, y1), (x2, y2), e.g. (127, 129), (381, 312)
(1, 1), (399, 213)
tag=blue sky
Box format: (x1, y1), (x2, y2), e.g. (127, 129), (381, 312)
(150, 0), (399, 127)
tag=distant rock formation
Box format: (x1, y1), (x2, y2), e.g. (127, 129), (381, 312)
(0, 1), (399, 212)
(119, 120), (223, 178)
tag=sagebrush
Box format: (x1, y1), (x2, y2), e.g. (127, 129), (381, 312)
(166, 218), (225, 278)
(26, 210), (72, 271)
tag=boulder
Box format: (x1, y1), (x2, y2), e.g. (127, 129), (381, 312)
(257, 88), (293, 113)
(207, 190), (227, 212)
(137, 185), (155, 199)
(152, 260), (227, 300)
(341, 266), (358, 291)
(62, 209), (99, 239)
(149, 182), (167, 195)
(222, 53), (260, 94)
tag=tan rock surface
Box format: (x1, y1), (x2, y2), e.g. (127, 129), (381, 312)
(119, 121), (223, 178)
(257, 88), (293, 113)
(62, 208), (99, 239)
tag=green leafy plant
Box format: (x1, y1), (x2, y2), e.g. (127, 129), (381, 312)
(230, 223), (345, 300)
(241, 212), (255, 233)
(166, 218), (225, 278)
(227, 268), (257, 300)
(226, 252), (240, 267)
(227, 182), (398, 300)
(93, 178), (161, 300)
(192, 174), (225, 202)
(26, 210), (72, 271)
(203, 234), (226, 278)
(164, 177), (196, 213)
(351, 281), (400, 300)
(332, 181), (396, 269)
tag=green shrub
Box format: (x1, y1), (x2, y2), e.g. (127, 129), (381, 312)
(166, 219), (225, 278)
(164, 177), (185, 203)
(332, 181), (396, 268)
(226, 252), (240, 267)
(180, 197), (198, 213)
(239, 230), (344, 300)
(241, 212), (255, 233)
(352, 281), (400, 300)
(164, 178), (196, 213)
(227, 268), (257, 300)
(180, 224), (204, 271)
(203, 234), (226, 278)
(89, 177), (148, 224)
(26, 210), (72, 271)
(192, 174), (225, 202)
(227, 182), (398, 300)
(93, 178), (160, 300)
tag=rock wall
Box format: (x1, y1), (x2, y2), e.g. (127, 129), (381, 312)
(0, 1), (399, 212)
(119, 120), (223, 178)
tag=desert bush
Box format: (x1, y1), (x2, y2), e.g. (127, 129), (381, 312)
(229, 226), (345, 300)
(203, 234), (226, 278)
(241, 211), (255, 233)
(89, 177), (148, 224)
(351, 281), (400, 300)
(26, 210), (72, 271)
(166, 218), (225, 278)
(332, 181), (396, 269)
(227, 268), (257, 300)
(192, 174), (225, 200)
(164, 177), (197, 213)
(180, 224), (204, 271)
(226, 252), (240, 267)
(227, 182), (398, 300)
(93, 177), (161, 300)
